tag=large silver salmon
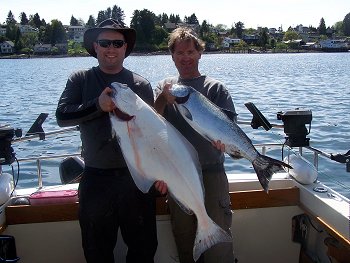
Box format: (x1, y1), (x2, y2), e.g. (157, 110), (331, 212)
(109, 82), (231, 261)
(169, 84), (292, 192)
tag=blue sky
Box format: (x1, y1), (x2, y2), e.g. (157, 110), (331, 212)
(1, 0), (349, 30)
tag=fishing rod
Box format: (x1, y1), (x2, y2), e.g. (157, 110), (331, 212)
(12, 113), (79, 142)
(0, 113), (79, 166)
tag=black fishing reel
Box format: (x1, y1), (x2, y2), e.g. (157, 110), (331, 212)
(277, 109), (312, 147)
(0, 126), (22, 165)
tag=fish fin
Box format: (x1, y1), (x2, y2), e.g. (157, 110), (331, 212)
(193, 218), (232, 261)
(253, 154), (292, 193)
(170, 193), (194, 215)
(228, 151), (244, 159)
(124, 159), (155, 193)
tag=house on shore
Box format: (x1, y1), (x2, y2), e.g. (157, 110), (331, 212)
(0, 41), (15, 54)
(34, 43), (68, 55)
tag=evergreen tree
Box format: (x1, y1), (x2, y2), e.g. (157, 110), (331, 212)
(185, 14), (199, 25)
(70, 16), (79, 26)
(14, 27), (23, 51)
(41, 19), (47, 27)
(169, 14), (181, 24)
(235, 21), (244, 38)
(105, 7), (112, 19)
(258, 27), (269, 49)
(20, 12), (29, 25)
(318, 17), (327, 35)
(130, 9), (156, 44)
(6, 10), (17, 25)
(96, 11), (107, 25)
(86, 15), (96, 28)
(200, 20), (210, 38)
(111, 5), (125, 25)
(29, 13), (43, 28)
(160, 13), (169, 25)
(5, 23), (17, 40)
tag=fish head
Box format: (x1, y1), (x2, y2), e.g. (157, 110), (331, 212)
(169, 84), (193, 104)
(110, 82), (136, 121)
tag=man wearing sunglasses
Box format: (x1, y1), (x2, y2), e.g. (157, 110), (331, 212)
(56, 18), (165, 263)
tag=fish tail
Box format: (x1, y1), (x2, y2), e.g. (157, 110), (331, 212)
(193, 218), (232, 261)
(253, 154), (292, 193)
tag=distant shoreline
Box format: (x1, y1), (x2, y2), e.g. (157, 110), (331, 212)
(0, 49), (347, 59)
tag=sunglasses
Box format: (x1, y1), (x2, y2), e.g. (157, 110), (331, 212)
(96, 39), (126, 48)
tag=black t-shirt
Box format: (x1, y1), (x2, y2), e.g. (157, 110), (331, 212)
(56, 66), (154, 169)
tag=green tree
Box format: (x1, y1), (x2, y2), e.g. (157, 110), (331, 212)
(21, 32), (38, 49)
(86, 15), (96, 28)
(333, 21), (343, 35)
(318, 17), (327, 35)
(283, 30), (299, 41)
(70, 16), (79, 26)
(199, 20), (210, 38)
(308, 25), (317, 33)
(169, 14), (181, 24)
(5, 23), (17, 40)
(235, 21), (244, 38)
(343, 12), (350, 36)
(130, 9), (156, 44)
(20, 12), (29, 25)
(37, 26), (46, 43)
(29, 13), (43, 28)
(160, 13), (169, 25)
(111, 5), (125, 25)
(67, 40), (86, 56)
(6, 10), (17, 25)
(215, 24), (227, 32)
(276, 42), (288, 51)
(152, 25), (168, 46)
(270, 38), (276, 49)
(14, 27), (23, 52)
(258, 27), (269, 49)
(202, 31), (219, 49)
(96, 11), (108, 24)
(44, 19), (67, 45)
(77, 19), (85, 26)
(185, 13), (199, 25)
(106, 7), (112, 19)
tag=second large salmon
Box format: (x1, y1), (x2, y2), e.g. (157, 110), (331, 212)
(169, 84), (292, 192)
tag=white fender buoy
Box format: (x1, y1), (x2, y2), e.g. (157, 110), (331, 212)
(0, 173), (14, 205)
(283, 154), (318, 185)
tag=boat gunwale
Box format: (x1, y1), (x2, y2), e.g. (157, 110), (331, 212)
(4, 186), (299, 226)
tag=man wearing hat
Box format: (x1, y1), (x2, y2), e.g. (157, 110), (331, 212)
(56, 18), (165, 262)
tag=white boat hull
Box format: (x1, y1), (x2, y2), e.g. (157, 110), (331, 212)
(2, 172), (349, 263)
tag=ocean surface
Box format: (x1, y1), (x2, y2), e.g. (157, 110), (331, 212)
(1, 52), (350, 198)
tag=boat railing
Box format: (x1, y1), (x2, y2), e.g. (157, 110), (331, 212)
(2, 115), (349, 190)
(14, 153), (82, 188)
(8, 142), (347, 189)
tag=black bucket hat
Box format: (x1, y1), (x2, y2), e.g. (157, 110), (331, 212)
(84, 18), (136, 58)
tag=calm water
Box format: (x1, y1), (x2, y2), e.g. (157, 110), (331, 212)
(1, 53), (349, 198)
